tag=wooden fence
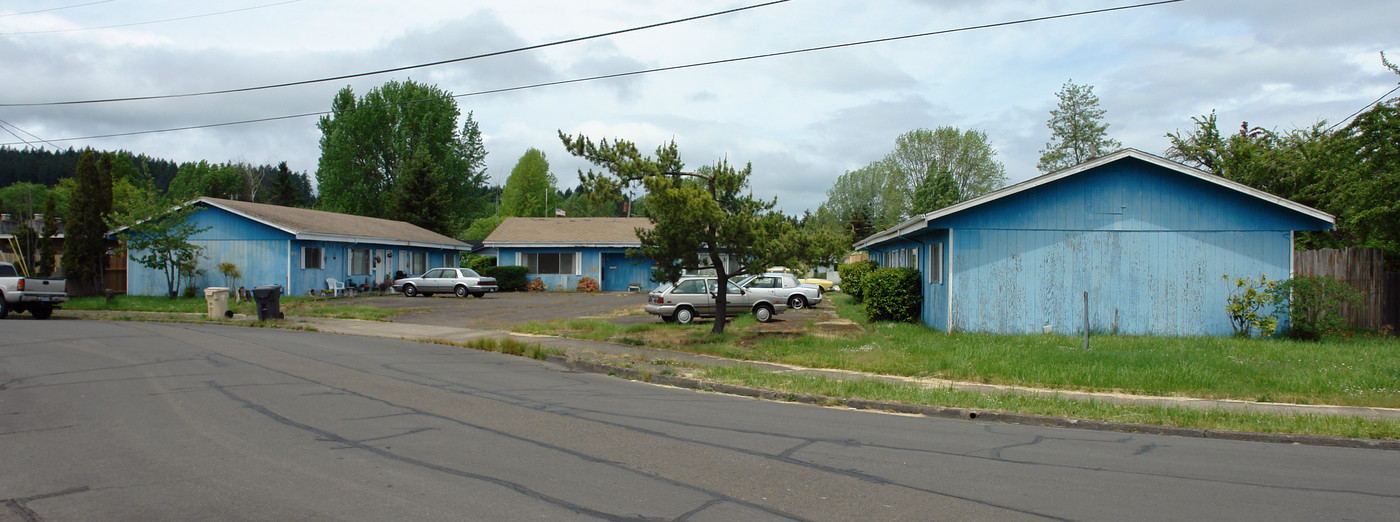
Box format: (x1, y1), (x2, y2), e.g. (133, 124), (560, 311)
(1293, 248), (1395, 332)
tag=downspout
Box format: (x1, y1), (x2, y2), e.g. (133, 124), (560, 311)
(286, 239), (292, 293)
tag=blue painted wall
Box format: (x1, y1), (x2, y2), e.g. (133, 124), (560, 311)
(497, 246), (655, 291)
(865, 157), (1330, 336)
(125, 205), (462, 297)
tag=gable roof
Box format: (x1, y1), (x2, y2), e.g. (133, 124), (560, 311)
(483, 217), (653, 248)
(855, 148), (1336, 250)
(199, 197), (469, 250)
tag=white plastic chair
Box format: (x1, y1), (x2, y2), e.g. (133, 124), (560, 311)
(326, 278), (345, 297)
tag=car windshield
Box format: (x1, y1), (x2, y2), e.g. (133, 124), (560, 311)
(460, 268), (480, 277)
(653, 282), (672, 293)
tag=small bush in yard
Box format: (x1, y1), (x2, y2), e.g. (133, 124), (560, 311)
(468, 255), (496, 273)
(526, 277), (546, 292)
(1274, 275), (1364, 340)
(1223, 274), (1280, 338)
(483, 265), (529, 291)
(863, 267), (922, 323)
(577, 277), (599, 292)
(837, 259), (879, 302)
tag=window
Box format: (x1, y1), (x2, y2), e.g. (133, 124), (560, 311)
(302, 246), (323, 269)
(523, 252), (577, 275)
(349, 248), (371, 276)
(673, 279), (706, 294)
(929, 243), (943, 284)
(409, 251), (427, 275)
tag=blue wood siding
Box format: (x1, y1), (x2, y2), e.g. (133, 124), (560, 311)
(125, 205), (462, 297)
(862, 156), (1329, 337)
(948, 229), (1291, 336)
(601, 252), (658, 292)
(497, 247), (653, 291)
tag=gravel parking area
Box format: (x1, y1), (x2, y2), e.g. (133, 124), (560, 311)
(356, 291), (653, 329)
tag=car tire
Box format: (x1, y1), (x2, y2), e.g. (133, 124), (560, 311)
(754, 304), (774, 323)
(402, 284), (418, 297)
(0, 296), (8, 320)
(455, 285), (468, 298)
(661, 315), (676, 323)
(30, 305), (52, 320)
(788, 295), (807, 310)
(674, 307), (695, 325)
(472, 292), (485, 298)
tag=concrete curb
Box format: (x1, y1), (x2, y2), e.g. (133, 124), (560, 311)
(549, 355), (1400, 451)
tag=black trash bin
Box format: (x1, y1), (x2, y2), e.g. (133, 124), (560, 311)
(252, 284), (284, 320)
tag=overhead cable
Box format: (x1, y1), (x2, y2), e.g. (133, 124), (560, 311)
(0, 0), (1185, 146)
(0, 0), (791, 106)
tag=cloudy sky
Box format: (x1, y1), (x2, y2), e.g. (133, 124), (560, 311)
(2, 0), (1396, 215)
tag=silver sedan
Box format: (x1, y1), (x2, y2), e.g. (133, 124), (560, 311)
(394, 267), (498, 298)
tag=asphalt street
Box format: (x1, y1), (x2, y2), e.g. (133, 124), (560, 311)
(3, 320), (1398, 521)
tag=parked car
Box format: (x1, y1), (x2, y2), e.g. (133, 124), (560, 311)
(394, 267), (497, 298)
(645, 276), (786, 324)
(737, 272), (823, 310)
(765, 266), (836, 292)
(0, 261), (67, 319)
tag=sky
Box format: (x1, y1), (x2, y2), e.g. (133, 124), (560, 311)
(1, 0), (1397, 216)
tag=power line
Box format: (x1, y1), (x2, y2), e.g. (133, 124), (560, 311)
(0, 0), (115, 18)
(0, 0), (302, 36)
(1325, 83), (1400, 133)
(0, 0), (1186, 146)
(0, 0), (792, 107)
(0, 119), (62, 151)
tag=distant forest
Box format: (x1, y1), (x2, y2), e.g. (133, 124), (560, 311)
(0, 146), (316, 218)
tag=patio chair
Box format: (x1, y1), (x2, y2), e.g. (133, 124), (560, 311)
(326, 277), (345, 297)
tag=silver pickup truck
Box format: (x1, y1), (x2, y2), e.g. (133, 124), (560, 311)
(0, 261), (67, 319)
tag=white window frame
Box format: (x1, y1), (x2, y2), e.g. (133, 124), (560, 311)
(929, 243), (943, 284)
(349, 248), (371, 276)
(522, 252), (580, 275)
(409, 251), (427, 275)
(301, 246), (324, 270)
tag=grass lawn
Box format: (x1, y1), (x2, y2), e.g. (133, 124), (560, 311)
(515, 294), (1400, 409)
(63, 294), (398, 321)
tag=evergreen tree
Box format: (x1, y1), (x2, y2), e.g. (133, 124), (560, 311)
(388, 148), (452, 236)
(36, 194), (59, 277)
(61, 150), (108, 295)
(1038, 80), (1121, 173)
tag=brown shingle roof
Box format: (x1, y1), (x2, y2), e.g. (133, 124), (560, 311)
(201, 197), (468, 249)
(483, 217), (652, 247)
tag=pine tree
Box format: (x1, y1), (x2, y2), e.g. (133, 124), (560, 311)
(1038, 80), (1121, 173)
(36, 195), (59, 277)
(62, 150), (108, 295)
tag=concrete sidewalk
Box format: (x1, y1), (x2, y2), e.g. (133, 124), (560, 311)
(283, 315), (1400, 423)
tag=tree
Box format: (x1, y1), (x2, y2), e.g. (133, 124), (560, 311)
(888, 127), (1005, 204)
(1038, 80), (1121, 173)
(560, 132), (800, 334)
(119, 206), (210, 298)
(911, 169), (962, 215)
(500, 148), (556, 217)
(61, 150), (109, 296)
(316, 80), (489, 233)
(266, 162), (305, 207)
(36, 194), (59, 277)
(388, 148), (453, 236)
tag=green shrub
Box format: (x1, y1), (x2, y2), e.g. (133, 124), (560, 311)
(468, 255), (496, 273)
(1223, 274), (1280, 338)
(863, 267), (922, 322)
(837, 259), (879, 302)
(483, 265), (529, 291)
(1275, 275), (1364, 340)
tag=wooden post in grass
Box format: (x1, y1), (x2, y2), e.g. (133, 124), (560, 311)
(1082, 291), (1089, 350)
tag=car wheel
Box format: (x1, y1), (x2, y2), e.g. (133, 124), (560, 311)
(30, 305), (53, 320)
(402, 284), (418, 297)
(472, 292), (485, 298)
(675, 307), (695, 324)
(0, 296), (9, 320)
(455, 285), (469, 298)
(754, 304), (773, 323)
(788, 295), (807, 310)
